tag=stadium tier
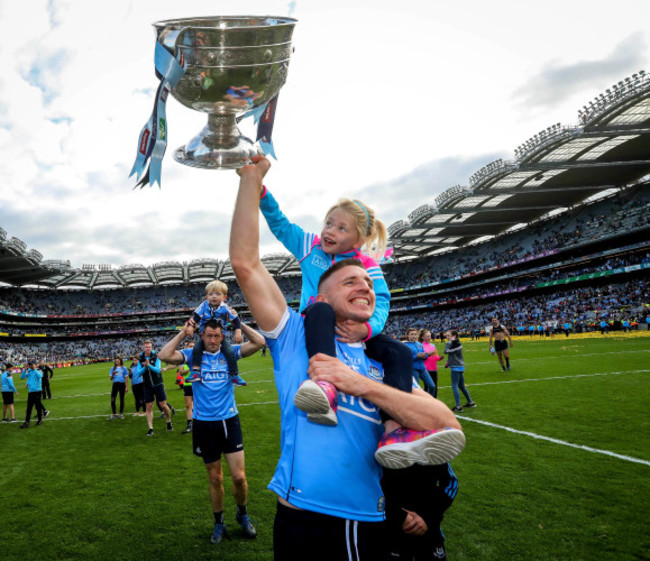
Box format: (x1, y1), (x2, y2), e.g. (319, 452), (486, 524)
(1, 185), (648, 366)
(1, 72), (649, 365)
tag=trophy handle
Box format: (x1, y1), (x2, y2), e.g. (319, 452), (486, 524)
(158, 26), (190, 55)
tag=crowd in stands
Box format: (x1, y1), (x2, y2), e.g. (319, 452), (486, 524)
(384, 189), (649, 288)
(0, 334), (171, 367)
(1, 190), (648, 319)
(384, 278), (649, 339)
(1, 189), (648, 366)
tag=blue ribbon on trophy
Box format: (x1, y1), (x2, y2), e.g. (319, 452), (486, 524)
(130, 33), (186, 189)
(237, 94), (280, 160)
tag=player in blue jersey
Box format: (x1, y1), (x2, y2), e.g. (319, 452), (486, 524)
(2, 363), (19, 422)
(231, 155), (463, 560)
(132, 340), (172, 436)
(185, 280), (246, 386)
(19, 361), (49, 428)
(258, 169), (464, 470)
(128, 357), (146, 416)
(109, 357), (129, 419)
(159, 318), (264, 545)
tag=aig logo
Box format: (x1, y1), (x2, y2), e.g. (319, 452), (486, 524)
(311, 255), (329, 270)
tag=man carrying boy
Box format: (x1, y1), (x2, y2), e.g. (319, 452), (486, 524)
(186, 280), (247, 387)
(230, 155), (462, 559)
(159, 319), (264, 545)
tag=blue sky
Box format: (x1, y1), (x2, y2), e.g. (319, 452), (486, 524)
(0, 0), (648, 269)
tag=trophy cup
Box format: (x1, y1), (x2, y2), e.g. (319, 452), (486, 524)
(153, 16), (297, 170)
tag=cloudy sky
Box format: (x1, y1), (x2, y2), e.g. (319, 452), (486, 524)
(0, 0), (648, 268)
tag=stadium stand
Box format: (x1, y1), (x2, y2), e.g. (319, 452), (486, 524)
(1, 71), (649, 366)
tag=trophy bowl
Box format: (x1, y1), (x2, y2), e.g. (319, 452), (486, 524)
(153, 16), (297, 169)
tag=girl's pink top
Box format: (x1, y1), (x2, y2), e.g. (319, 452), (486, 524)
(422, 341), (444, 371)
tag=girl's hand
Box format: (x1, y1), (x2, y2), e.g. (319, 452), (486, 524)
(335, 320), (369, 343)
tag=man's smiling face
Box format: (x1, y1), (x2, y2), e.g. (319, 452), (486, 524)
(317, 264), (375, 323)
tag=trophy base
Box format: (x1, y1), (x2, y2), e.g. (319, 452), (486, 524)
(173, 145), (258, 170)
(173, 115), (259, 170)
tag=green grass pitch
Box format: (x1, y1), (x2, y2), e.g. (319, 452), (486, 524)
(1, 332), (649, 561)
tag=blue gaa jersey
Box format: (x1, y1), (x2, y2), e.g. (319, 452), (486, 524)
(110, 366), (128, 383)
(130, 365), (143, 385)
(181, 346), (242, 421)
(1, 371), (17, 393)
(263, 308), (385, 522)
(20, 368), (43, 392)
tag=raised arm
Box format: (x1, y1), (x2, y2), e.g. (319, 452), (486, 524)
(230, 156), (289, 332)
(259, 187), (312, 260)
(158, 322), (193, 365)
(239, 322), (265, 358)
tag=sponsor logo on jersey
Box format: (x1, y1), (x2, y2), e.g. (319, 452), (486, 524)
(311, 255), (329, 270)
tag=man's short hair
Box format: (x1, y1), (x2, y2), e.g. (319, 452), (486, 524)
(206, 280), (228, 296)
(317, 258), (365, 291)
(203, 319), (223, 333)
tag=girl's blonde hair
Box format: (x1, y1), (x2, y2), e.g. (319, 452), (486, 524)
(205, 280), (228, 296)
(325, 198), (388, 259)
(418, 329), (431, 342)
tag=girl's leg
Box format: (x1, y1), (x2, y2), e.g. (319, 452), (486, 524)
(111, 384), (118, 415)
(365, 334), (413, 393)
(119, 384), (125, 414)
(450, 370), (461, 407)
(295, 303), (338, 424)
(303, 302), (336, 358)
(428, 370), (439, 398)
(418, 368), (437, 397)
(458, 373), (473, 403)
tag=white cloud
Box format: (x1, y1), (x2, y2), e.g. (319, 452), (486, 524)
(0, 0), (648, 269)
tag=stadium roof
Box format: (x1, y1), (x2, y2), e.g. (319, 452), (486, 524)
(387, 70), (650, 259)
(2, 71), (650, 288)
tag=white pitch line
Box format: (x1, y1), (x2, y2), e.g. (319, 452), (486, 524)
(20, 400), (281, 423)
(456, 415), (650, 467)
(24, 368), (648, 400)
(4, 398), (648, 468)
(446, 369), (650, 388)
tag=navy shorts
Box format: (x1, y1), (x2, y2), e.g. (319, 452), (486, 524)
(143, 383), (167, 404)
(192, 416), (244, 464)
(2, 391), (14, 405)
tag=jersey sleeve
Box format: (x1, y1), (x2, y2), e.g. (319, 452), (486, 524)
(365, 263), (390, 337)
(259, 187), (316, 261)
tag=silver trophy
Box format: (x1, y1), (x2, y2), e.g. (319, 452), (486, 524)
(154, 16), (297, 169)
